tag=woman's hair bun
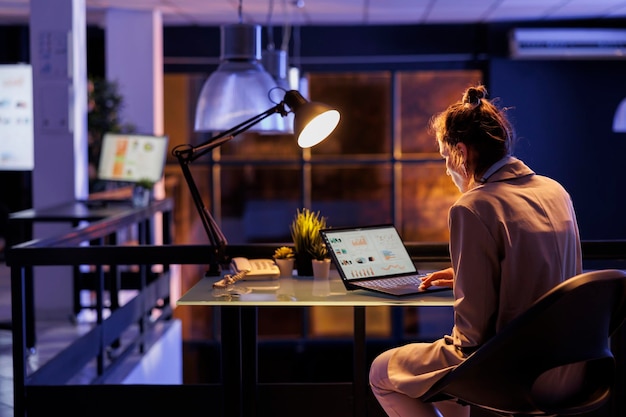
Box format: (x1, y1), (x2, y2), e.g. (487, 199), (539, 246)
(463, 85), (487, 106)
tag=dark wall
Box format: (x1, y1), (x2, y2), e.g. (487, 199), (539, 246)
(491, 59), (626, 240)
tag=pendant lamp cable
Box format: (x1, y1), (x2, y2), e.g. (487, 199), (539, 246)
(281, 0), (292, 51)
(266, 0), (275, 49)
(266, 0), (291, 52)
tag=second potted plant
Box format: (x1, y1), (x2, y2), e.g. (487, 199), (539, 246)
(310, 240), (331, 279)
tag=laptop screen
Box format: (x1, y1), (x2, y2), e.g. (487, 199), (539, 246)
(321, 224), (418, 282)
(97, 132), (169, 184)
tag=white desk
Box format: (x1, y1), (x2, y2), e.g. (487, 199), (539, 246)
(178, 273), (454, 417)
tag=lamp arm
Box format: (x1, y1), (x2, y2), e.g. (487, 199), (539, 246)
(173, 139), (230, 276)
(181, 102), (285, 164)
(171, 100), (287, 276)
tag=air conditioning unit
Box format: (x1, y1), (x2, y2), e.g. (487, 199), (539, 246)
(510, 28), (626, 59)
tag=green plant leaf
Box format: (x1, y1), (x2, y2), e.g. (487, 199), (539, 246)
(289, 208), (328, 257)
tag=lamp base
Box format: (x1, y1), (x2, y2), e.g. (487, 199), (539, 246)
(203, 247), (227, 277)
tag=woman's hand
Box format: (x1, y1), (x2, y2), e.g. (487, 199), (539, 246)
(419, 267), (454, 290)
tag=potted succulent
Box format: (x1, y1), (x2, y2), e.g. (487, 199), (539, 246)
(274, 246), (295, 259)
(290, 208), (328, 276)
(309, 240), (328, 261)
(310, 240), (331, 280)
(273, 246), (295, 278)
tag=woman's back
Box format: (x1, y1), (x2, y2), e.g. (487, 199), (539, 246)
(451, 158), (582, 341)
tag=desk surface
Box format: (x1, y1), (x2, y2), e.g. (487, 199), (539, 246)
(177, 273), (454, 307)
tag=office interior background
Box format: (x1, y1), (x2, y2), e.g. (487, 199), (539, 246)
(1, 0), (626, 391)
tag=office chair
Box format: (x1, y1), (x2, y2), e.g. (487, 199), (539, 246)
(420, 269), (626, 417)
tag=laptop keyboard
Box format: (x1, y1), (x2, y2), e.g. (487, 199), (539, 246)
(358, 274), (425, 289)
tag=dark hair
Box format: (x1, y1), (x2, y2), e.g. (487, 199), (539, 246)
(430, 85), (515, 180)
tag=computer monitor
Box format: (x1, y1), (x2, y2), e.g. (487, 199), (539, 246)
(97, 132), (168, 185)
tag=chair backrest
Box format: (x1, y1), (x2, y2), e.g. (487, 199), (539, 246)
(420, 269), (626, 416)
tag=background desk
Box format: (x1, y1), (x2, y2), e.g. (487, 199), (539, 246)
(178, 273), (454, 417)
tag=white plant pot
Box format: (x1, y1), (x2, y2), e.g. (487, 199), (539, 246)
(274, 258), (295, 278)
(312, 258), (331, 279)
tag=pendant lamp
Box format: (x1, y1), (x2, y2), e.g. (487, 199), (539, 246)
(194, 24), (286, 133)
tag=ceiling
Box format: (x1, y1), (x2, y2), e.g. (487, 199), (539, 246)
(1, 0), (626, 26)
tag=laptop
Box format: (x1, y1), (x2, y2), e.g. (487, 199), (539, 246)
(82, 132), (169, 207)
(320, 224), (451, 297)
(97, 132), (169, 186)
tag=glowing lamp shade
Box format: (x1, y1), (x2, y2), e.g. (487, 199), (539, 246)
(283, 90), (340, 148)
(296, 108), (340, 148)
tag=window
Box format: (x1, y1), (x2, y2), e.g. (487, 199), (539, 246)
(164, 69), (481, 245)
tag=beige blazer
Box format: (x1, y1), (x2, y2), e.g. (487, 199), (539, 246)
(388, 157), (583, 398)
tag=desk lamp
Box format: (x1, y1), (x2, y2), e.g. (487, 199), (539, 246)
(172, 89), (340, 276)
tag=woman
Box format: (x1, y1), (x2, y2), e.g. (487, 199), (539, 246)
(369, 85), (584, 417)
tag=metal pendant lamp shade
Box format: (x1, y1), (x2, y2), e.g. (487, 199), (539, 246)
(194, 24), (286, 133)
